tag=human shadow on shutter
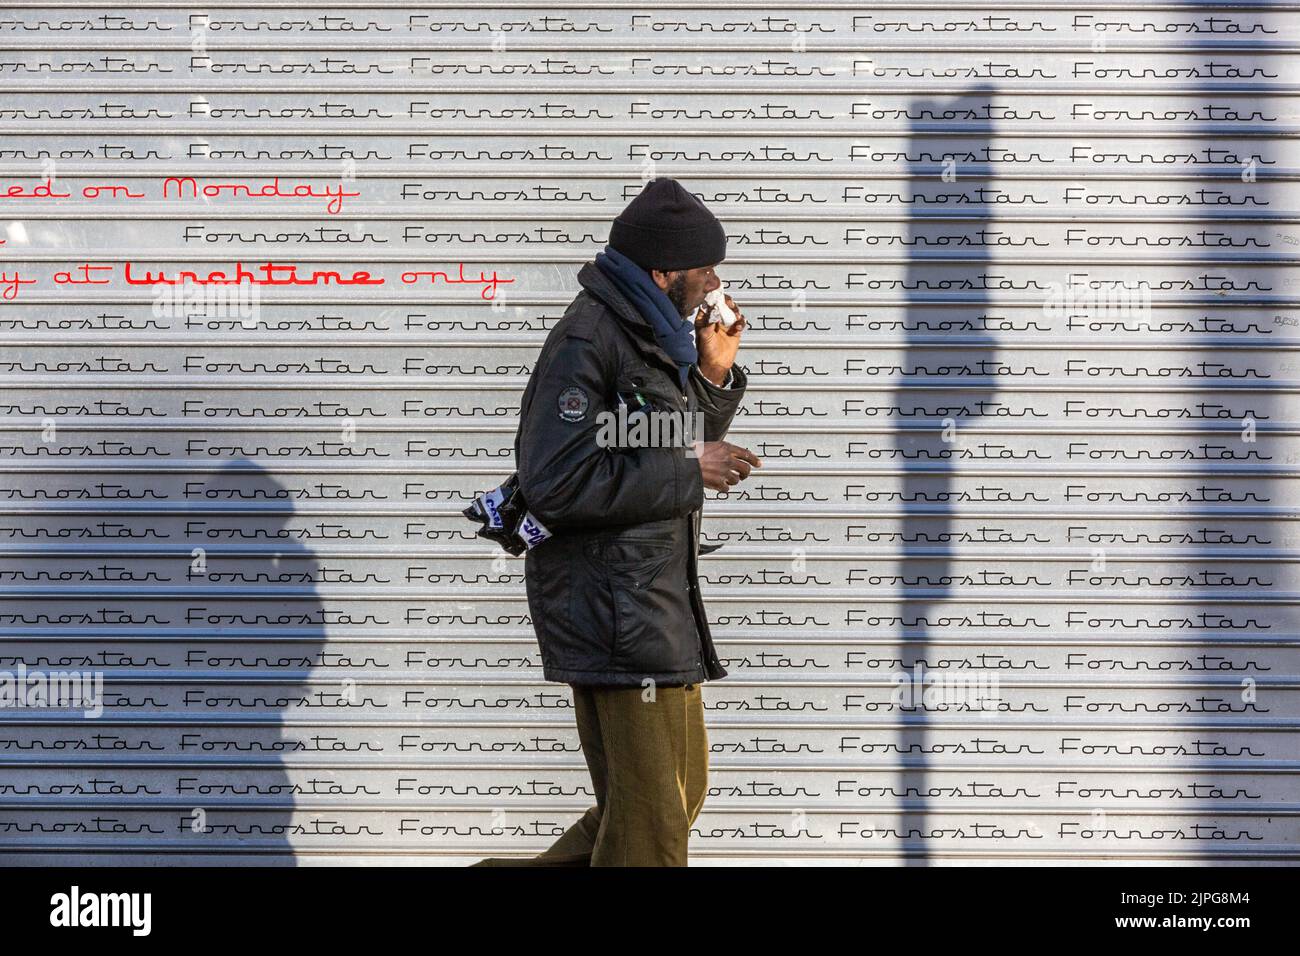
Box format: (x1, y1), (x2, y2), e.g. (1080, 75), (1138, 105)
(188, 458), (330, 864)
(893, 87), (1000, 864)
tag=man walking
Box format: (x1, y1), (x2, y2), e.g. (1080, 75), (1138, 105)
(471, 177), (761, 866)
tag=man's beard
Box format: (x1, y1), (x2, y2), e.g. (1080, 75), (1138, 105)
(664, 273), (691, 318)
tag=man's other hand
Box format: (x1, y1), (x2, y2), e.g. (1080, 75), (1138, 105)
(694, 441), (763, 492)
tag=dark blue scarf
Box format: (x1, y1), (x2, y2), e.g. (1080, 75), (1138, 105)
(594, 244), (696, 388)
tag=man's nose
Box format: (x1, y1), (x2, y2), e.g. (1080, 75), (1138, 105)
(704, 274), (721, 293)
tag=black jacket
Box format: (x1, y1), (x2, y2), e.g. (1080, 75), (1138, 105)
(514, 261), (748, 687)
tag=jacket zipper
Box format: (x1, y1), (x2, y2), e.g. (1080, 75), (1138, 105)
(682, 384), (707, 681)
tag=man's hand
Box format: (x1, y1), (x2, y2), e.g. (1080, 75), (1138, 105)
(695, 293), (746, 386)
(694, 440), (762, 492)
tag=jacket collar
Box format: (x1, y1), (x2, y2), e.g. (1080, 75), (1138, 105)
(576, 260), (683, 377)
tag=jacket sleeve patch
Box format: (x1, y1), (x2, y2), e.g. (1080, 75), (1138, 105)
(557, 385), (591, 422)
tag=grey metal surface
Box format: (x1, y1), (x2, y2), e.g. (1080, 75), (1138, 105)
(0, 1), (1297, 864)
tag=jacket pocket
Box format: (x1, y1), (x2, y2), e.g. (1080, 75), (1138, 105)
(604, 537), (691, 672)
(616, 363), (686, 409)
(603, 536), (674, 574)
(530, 536), (611, 672)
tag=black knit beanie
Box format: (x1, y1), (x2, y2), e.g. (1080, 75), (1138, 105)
(608, 177), (727, 271)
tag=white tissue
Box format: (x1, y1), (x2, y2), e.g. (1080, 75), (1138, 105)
(703, 287), (737, 327)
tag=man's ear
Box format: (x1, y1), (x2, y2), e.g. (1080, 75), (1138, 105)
(649, 268), (672, 293)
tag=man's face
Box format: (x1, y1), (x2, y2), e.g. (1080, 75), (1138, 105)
(651, 264), (721, 318)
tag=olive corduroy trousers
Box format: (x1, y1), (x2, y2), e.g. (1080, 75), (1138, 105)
(470, 681), (708, 867)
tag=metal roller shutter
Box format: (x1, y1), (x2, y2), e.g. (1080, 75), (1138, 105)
(0, 1), (1296, 865)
